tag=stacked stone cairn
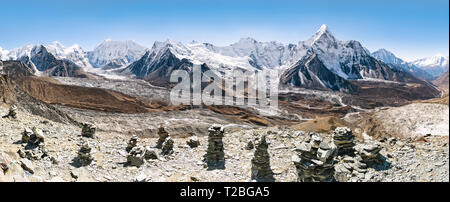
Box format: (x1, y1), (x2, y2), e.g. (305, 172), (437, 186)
(186, 136), (200, 148)
(334, 156), (368, 182)
(245, 140), (254, 150)
(332, 127), (355, 155)
(355, 143), (383, 165)
(77, 141), (94, 166)
(6, 105), (17, 119)
(203, 124), (225, 169)
(251, 135), (274, 182)
(292, 134), (338, 182)
(127, 146), (145, 167)
(156, 125), (169, 149)
(81, 123), (96, 138)
(18, 127), (48, 161)
(161, 137), (174, 155)
(126, 135), (138, 152)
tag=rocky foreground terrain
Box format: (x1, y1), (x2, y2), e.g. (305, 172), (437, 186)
(1, 103), (448, 182)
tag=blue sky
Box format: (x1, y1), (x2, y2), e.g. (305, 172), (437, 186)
(0, 0), (448, 61)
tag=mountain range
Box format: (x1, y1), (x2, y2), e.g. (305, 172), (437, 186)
(0, 24), (448, 93)
(371, 49), (448, 81)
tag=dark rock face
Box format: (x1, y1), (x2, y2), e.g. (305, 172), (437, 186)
(123, 49), (193, 86)
(122, 49), (215, 88)
(1, 61), (35, 80)
(0, 74), (16, 105)
(280, 53), (356, 92)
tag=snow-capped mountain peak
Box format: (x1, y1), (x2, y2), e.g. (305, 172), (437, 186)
(0, 46), (9, 60)
(6, 44), (39, 60)
(411, 54), (449, 77)
(88, 39), (147, 68)
(306, 24), (337, 46)
(371, 48), (404, 65)
(44, 41), (93, 70)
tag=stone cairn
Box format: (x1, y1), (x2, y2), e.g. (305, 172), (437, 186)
(355, 143), (383, 165)
(332, 128), (384, 182)
(334, 156), (368, 182)
(144, 146), (158, 160)
(81, 123), (96, 138)
(332, 127), (355, 156)
(5, 105), (17, 119)
(127, 146), (145, 167)
(77, 141), (94, 166)
(251, 135), (274, 182)
(292, 134), (338, 182)
(245, 140), (254, 150)
(126, 135), (139, 152)
(18, 127), (48, 161)
(156, 125), (169, 149)
(203, 124), (225, 169)
(186, 136), (200, 148)
(161, 137), (174, 155)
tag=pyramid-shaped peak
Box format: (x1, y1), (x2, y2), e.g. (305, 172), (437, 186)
(305, 24), (336, 46)
(317, 24), (330, 33)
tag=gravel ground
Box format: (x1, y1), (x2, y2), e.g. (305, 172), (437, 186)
(1, 106), (448, 182)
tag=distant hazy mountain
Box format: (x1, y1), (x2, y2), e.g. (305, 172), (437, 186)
(371, 49), (435, 81)
(411, 55), (449, 77)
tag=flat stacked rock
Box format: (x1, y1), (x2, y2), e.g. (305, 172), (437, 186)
(161, 137), (174, 155)
(126, 135), (138, 152)
(81, 123), (96, 138)
(356, 143), (383, 164)
(292, 134), (338, 182)
(332, 127), (355, 155)
(156, 126), (169, 149)
(127, 146), (145, 167)
(203, 124), (225, 169)
(334, 156), (368, 182)
(251, 135), (274, 182)
(186, 136), (200, 148)
(77, 141), (94, 166)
